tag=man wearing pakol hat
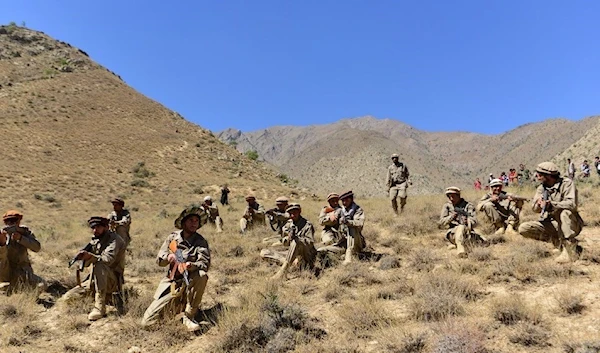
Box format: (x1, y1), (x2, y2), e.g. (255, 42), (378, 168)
(265, 196), (290, 236)
(240, 195), (266, 234)
(386, 154), (411, 215)
(0, 210), (44, 294)
(107, 198), (132, 246)
(61, 216), (126, 321)
(141, 206), (210, 331)
(518, 162), (584, 263)
(318, 191), (366, 264)
(269, 203), (317, 280)
(318, 193), (343, 245)
(477, 179), (524, 236)
(439, 187), (480, 258)
(201, 195), (223, 233)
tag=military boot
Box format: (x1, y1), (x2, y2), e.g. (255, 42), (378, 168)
(272, 261), (289, 280)
(342, 247), (353, 265)
(555, 239), (580, 263)
(88, 292), (107, 321)
(391, 199), (398, 215)
(182, 304), (201, 331)
(455, 231), (467, 258)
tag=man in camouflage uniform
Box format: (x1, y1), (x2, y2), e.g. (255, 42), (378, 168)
(439, 187), (480, 258)
(477, 179), (523, 235)
(317, 191), (365, 264)
(239, 195), (266, 234)
(201, 196), (223, 233)
(518, 162), (584, 263)
(386, 154), (410, 215)
(267, 203), (317, 280)
(0, 210), (44, 294)
(318, 193), (342, 245)
(262, 196), (290, 245)
(61, 217), (126, 321)
(107, 198), (132, 246)
(141, 207), (210, 331)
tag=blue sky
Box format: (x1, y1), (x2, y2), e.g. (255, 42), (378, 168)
(3, 1), (599, 134)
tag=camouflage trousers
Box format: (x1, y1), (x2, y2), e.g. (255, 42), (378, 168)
(207, 216), (224, 232)
(479, 201), (521, 228)
(445, 225), (484, 257)
(317, 227), (365, 255)
(389, 182), (408, 201)
(0, 247), (45, 294)
(260, 239), (317, 268)
(518, 210), (583, 247)
(239, 218), (264, 233)
(141, 270), (208, 327)
(114, 228), (131, 247)
(61, 262), (121, 301)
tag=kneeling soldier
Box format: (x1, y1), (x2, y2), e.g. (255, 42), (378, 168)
(439, 187), (480, 258)
(141, 207), (210, 331)
(271, 203), (317, 280)
(201, 196), (223, 233)
(318, 193), (342, 245)
(62, 216), (126, 321)
(239, 195), (266, 234)
(518, 162), (584, 263)
(477, 179), (524, 235)
(0, 210), (44, 294)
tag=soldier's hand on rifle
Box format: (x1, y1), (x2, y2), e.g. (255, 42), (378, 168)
(77, 250), (93, 261)
(178, 262), (191, 273)
(167, 253), (177, 264)
(490, 195), (499, 202)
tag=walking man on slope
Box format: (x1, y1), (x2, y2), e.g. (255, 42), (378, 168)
(386, 153), (410, 215)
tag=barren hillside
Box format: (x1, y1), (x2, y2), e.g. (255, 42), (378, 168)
(0, 24), (293, 213)
(219, 116), (600, 197)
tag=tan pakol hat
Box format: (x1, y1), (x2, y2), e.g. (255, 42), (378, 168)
(445, 186), (461, 195)
(536, 162), (559, 176)
(489, 179), (503, 187)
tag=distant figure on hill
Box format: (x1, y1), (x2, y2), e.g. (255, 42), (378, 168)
(518, 162), (584, 263)
(318, 191), (366, 264)
(518, 164), (530, 182)
(61, 217), (126, 321)
(107, 198), (132, 247)
(201, 196), (223, 233)
(439, 187), (482, 258)
(567, 158), (576, 180)
(0, 210), (45, 294)
(141, 207), (210, 331)
(508, 169), (517, 184)
(581, 160), (590, 178)
(477, 179), (524, 236)
(264, 203), (317, 281)
(239, 195), (266, 234)
(220, 185), (230, 206)
(488, 173), (494, 184)
(594, 157), (600, 177)
(386, 153), (411, 215)
(500, 172), (509, 186)
(474, 178), (482, 191)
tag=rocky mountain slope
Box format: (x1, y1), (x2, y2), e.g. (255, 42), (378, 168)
(0, 24), (292, 213)
(219, 116), (600, 197)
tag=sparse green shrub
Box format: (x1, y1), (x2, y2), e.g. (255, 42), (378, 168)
(245, 150), (259, 161)
(130, 179), (150, 187)
(132, 161), (155, 178)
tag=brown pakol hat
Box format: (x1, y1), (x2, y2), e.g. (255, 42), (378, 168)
(536, 162), (560, 176)
(326, 193), (340, 201)
(339, 190), (354, 200)
(88, 216), (109, 228)
(286, 203), (301, 212)
(3, 210), (23, 221)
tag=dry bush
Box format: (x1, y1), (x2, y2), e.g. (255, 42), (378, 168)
(430, 321), (489, 353)
(554, 289), (585, 315)
(490, 295), (541, 325)
(383, 332), (427, 353)
(508, 321), (551, 347)
(407, 248), (439, 272)
(409, 272), (480, 322)
(337, 296), (394, 336)
(379, 255), (401, 270)
(333, 263), (381, 287)
(563, 340), (600, 353)
(470, 247), (492, 262)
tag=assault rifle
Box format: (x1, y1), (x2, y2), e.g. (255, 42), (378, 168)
(168, 240), (190, 286)
(68, 242), (94, 287)
(453, 207), (470, 227)
(539, 188), (550, 222)
(1, 225), (26, 246)
(497, 194), (529, 202)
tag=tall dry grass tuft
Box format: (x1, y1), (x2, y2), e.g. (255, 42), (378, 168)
(553, 289), (585, 315)
(490, 295), (542, 326)
(337, 295), (394, 337)
(430, 320), (490, 353)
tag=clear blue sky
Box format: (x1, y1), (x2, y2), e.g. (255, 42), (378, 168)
(3, 1), (599, 134)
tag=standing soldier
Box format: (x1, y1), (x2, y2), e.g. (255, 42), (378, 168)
(61, 217), (126, 321)
(107, 198), (132, 247)
(141, 206), (210, 331)
(270, 204), (317, 280)
(567, 158), (576, 180)
(239, 195), (266, 234)
(0, 210), (44, 294)
(318, 193), (342, 245)
(220, 185), (230, 206)
(439, 187), (479, 258)
(518, 162), (584, 263)
(318, 191), (366, 264)
(477, 179), (524, 235)
(201, 196), (223, 233)
(386, 154), (410, 215)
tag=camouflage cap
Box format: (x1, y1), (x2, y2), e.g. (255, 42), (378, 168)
(536, 162), (560, 176)
(3, 210), (23, 221)
(275, 196), (289, 204)
(391, 153), (399, 159)
(88, 216), (109, 228)
(339, 190), (354, 200)
(489, 179), (503, 187)
(445, 187), (461, 195)
(326, 193), (340, 201)
(110, 198), (125, 206)
(203, 195), (212, 202)
(286, 203), (301, 212)
(174, 206), (205, 230)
